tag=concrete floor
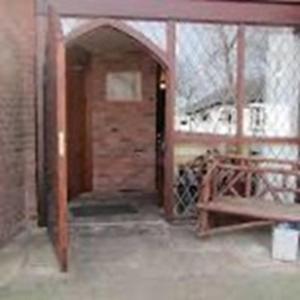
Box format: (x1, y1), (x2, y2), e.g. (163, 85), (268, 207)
(1, 219), (300, 300)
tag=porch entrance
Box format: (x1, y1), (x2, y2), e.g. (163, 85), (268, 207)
(65, 20), (168, 218)
(39, 1), (300, 272)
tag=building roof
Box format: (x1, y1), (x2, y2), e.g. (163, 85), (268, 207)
(185, 77), (265, 115)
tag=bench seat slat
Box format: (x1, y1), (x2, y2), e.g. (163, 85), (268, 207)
(198, 197), (300, 222)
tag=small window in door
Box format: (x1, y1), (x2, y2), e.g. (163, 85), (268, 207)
(106, 71), (142, 101)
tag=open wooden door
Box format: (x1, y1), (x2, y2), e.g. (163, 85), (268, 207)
(44, 6), (68, 272)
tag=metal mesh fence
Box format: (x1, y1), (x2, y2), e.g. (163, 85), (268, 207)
(126, 21), (166, 50)
(174, 23), (238, 216)
(249, 143), (300, 161)
(175, 23), (238, 136)
(61, 18), (90, 36)
(173, 24), (300, 217)
(244, 26), (300, 138)
(174, 143), (225, 216)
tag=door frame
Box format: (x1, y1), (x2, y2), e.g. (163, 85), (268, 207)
(42, 6), (68, 272)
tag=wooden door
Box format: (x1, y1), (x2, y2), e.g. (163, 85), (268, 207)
(44, 6), (68, 272)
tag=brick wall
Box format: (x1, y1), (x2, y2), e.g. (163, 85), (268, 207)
(86, 51), (158, 194)
(0, 0), (36, 244)
(67, 48), (91, 199)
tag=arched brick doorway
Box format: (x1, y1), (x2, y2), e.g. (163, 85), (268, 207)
(65, 20), (169, 211)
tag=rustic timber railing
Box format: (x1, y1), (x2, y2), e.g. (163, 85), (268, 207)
(198, 155), (300, 236)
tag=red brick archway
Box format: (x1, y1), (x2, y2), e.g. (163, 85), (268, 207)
(66, 19), (169, 70)
(65, 19), (171, 205)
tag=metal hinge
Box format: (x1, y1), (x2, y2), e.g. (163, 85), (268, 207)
(58, 131), (65, 157)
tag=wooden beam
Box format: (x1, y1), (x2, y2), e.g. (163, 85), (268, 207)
(198, 221), (274, 238)
(217, 153), (300, 166)
(198, 196), (300, 222)
(36, 15), (48, 227)
(236, 25), (246, 154)
(175, 132), (300, 146)
(163, 22), (176, 219)
(37, 0), (300, 26)
(217, 163), (300, 176)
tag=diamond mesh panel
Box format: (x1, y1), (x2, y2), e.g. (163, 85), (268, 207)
(126, 21), (166, 50)
(174, 143), (227, 217)
(174, 24), (300, 217)
(175, 23), (238, 136)
(174, 23), (238, 217)
(250, 144), (300, 161)
(244, 26), (300, 138)
(61, 18), (91, 36)
(247, 144), (300, 203)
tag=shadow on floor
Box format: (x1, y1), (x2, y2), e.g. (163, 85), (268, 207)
(69, 191), (164, 224)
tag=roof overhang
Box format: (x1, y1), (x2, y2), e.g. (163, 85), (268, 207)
(37, 0), (300, 26)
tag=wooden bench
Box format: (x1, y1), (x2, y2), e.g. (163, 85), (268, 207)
(197, 155), (300, 237)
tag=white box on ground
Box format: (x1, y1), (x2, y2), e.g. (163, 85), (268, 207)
(272, 225), (299, 262)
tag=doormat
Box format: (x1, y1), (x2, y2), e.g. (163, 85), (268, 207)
(70, 203), (138, 217)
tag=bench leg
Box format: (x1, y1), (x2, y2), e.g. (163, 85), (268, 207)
(198, 210), (210, 235)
